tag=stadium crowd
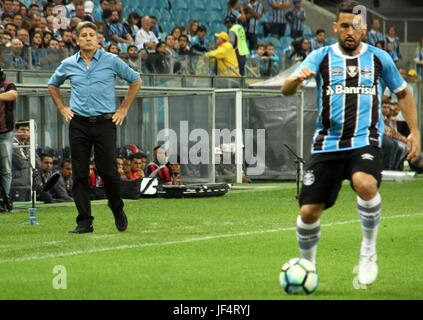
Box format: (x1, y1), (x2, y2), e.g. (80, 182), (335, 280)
(0, 0), (421, 78)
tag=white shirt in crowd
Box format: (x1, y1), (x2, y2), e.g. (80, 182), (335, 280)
(135, 28), (159, 51)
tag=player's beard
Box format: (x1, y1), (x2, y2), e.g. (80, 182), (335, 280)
(340, 37), (360, 53)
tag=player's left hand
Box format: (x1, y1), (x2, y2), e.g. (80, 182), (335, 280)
(112, 107), (128, 126)
(406, 131), (421, 162)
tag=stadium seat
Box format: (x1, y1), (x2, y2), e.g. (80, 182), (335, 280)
(193, 1), (207, 11)
(304, 25), (313, 38)
(160, 9), (172, 22)
(280, 36), (293, 50)
(172, 0), (189, 11)
(210, 1), (223, 12)
(151, 0), (169, 10)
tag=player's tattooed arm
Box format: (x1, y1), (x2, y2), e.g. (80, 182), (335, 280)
(282, 67), (316, 96)
(396, 87), (421, 162)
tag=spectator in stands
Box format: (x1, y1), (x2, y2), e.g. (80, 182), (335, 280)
(386, 42), (399, 66)
(227, 0), (247, 24)
(243, 0), (263, 52)
(171, 27), (183, 42)
(145, 146), (171, 185)
(367, 18), (385, 47)
(207, 32), (239, 76)
(17, 28), (30, 47)
(177, 34), (191, 56)
(6, 38), (28, 69)
(1, 14), (13, 29)
(37, 153), (55, 203)
(106, 9), (134, 50)
(125, 12), (141, 39)
(122, 157), (131, 180)
(30, 31), (43, 49)
(135, 16), (159, 52)
(165, 34), (177, 60)
(28, 4), (40, 17)
(176, 35), (192, 74)
(107, 42), (120, 55)
(286, 0), (306, 40)
(187, 20), (199, 42)
(69, 17), (82, 32)
(11, 121), (32, 202)
(310, 29), (326, 51)
(51, 159), (73, 202)
(263, 42), (280, 76)
(140, 48), (151, 73)
(93, 0), (110, 22)
(149, 16), (161, 42)
(116, 156), (126, 179)
(385, 25), (401, 59)
(13, 13), (23, 29)
(5, 23), (17, 38)
(82, 1), (95, 22)
(190, 25), (209, 55)
(61, 29), (77, 54)
(415, 36), (423, 80)
(19, 4), (28, 18)
(65, 0), (78, 18)
(48, 38), (60, 49)
(147, 42), (169, 74)
(250, 43), (268, 76)
(267, 0), (291, 39)
(225, 15), (249, 76)
(42, 32), (54, 48)
(168, 157), (182, 186)
(10, 0), (20, 15)
(0, 32), (12, 47)
(288, 37), (310, 62)
(125, 45), (141, 71)
(129, 152), (146, 180)
(375, 40), (384, 49)
(73, 3), (85, 19)
(2, 0), (14, 16)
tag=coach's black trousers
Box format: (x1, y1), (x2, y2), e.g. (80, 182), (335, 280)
(69, 116), (123, 226)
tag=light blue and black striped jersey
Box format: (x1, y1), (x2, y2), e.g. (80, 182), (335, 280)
(294, 43), (407, 154)
(267, 0), (290, 24)
(286, 7), (306, 32)
(367, 30), (385, 46)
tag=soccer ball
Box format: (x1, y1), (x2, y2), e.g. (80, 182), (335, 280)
(279, 258), (319, 295)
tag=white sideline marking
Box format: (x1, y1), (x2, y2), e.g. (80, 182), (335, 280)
(1, 213), (422, 265)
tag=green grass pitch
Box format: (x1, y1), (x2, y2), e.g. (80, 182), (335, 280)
(0, 180), (423, 300)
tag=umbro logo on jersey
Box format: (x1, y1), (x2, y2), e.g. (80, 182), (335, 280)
(325, 85), (376, 95)
(332, 67), (343, 77)
(361, 153), (375, 161)
(361, 67), (373, 79)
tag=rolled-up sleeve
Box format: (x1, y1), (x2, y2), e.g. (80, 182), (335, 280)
(48, 61), (68, 87)
(113, 56), (141, 84)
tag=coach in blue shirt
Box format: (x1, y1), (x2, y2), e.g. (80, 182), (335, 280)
(48, 21), (142, 234)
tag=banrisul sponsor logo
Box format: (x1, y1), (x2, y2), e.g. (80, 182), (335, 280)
(326, 85), (376, 95)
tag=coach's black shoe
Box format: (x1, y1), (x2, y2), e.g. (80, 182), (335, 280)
(114, 210), (128, 232)
(68, 225), (94, 234)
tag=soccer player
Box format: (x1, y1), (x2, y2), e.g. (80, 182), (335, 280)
(282, 1), (421, 285)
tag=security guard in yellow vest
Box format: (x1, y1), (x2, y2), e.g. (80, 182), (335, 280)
(225, 15), (250, 76)
(207, 32), (240, 77)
